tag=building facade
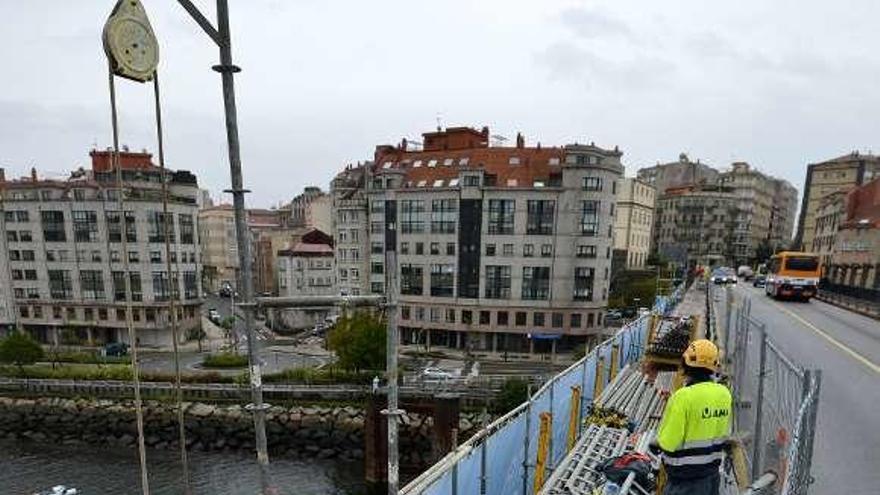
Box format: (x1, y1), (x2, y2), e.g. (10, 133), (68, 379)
(613, 178), (655, 269)
(770, 178), (798, 251)
(281, 186), (332, 234)
(637, 153), (719, 196)
(811, 191), (847, 271)
(198, 205), (238, 293)
(276, 229), (335, 329)
(826, 178), (880, 290)
(653, 185), (739, 269)
(0, 150), (202, 346)
(795, 152), (880, 251)
(333, 127), (623, 354)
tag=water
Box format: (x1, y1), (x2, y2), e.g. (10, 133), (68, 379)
(0, 439), (366, 495)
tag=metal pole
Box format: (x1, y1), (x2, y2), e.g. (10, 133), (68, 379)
(152, 72), (192, 495)
(385, 250), (402, 495)
(751, 323), (768, 481)
(212, 1), (273, 492)
(522, 385), (532, 495)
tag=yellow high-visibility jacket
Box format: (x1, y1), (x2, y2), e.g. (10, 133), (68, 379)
(657, 380), (732, 479)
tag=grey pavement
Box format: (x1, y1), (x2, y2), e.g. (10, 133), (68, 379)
(726, 284), (880, 494)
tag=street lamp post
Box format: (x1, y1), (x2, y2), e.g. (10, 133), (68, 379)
(175, 1), (274, 493)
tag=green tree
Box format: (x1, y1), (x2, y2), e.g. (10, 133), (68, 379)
(0, 332), (45, 375)
(492, 378), (529, 414)
(327, 312), (386, 372)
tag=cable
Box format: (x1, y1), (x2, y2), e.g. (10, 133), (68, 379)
(153, 71), (192, 495)
(108, 65), (151, 495)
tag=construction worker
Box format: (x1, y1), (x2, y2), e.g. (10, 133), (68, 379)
(654, 339), (731, 495)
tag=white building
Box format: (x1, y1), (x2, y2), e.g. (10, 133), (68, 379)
(276, 229), (335, 329)
(613, 178), (656, 269)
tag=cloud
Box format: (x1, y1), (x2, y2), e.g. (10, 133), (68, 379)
(535, 41), (674, 90)
(559, 7), (634, 41)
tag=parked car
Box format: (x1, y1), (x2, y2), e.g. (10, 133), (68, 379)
(421, 367), (453, 382)
(104, 342), (129, 357)
(605, 310), (623, 321)
(219, 282), (234, 298)
(753, 275), (767, 288)
(208, 308), (221, 324)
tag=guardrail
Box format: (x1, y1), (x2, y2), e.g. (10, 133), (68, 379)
(400, 285), (686, 495)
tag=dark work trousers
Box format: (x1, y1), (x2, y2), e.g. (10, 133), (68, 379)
(663, 471), (721, 495)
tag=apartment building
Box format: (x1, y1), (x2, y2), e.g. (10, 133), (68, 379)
(613, 178), (655, 269)
(281, 186), (332, 234)
(826, 178), (880, 290)
(276, 229), (335, 329)
(654, 184), (739, 269)
(332, 126), (623, 354)
(770, 178), (799, 251)
(198, 205), (238, 292)
(0, 150), (202, 346)
(637, 153), (719, 195)
(795, 152), (880, 251)
(811, 190), (847, 270)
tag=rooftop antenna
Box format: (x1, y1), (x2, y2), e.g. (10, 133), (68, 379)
(435, 112), (443, 131)
(491, 134), (508, 147)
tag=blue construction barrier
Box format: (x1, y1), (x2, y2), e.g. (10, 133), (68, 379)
(403, 284), (685, 495)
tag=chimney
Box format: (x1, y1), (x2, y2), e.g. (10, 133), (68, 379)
(515, 132), (525, 148)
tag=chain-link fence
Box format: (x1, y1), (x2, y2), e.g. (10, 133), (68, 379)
(724, 292), (822, 495)
(400, 286), (686, 495)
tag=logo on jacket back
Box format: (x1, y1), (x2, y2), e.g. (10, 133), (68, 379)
(701, 407), (729, 419)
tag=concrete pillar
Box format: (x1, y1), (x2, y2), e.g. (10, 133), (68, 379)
(492, 333), (498, 353)
(551, 339), (557, 363)
(86, 327), (94, 346)
(425, 328), (431, 351)
(529, 337), (535, 354)
(51, 327), (60, 347)
(455, 331), (462, 349)
(364, 394), (388, 489)
(432, 394), (461, 464)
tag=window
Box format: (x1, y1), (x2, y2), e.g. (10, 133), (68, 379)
(41, 211), (66, 242)
(484, 265), (511, 299)
(446, 243), (455, 256)
(80, 270), (105, 300)
(401, 264), (424, 295)
(497, 311), (509, 326)
(541, 244), (553, 257)
(430, 242), (440, 255)
(526, 200), (555, 235)
(571, 313), (582, 328)
(13, 210), (29, 222)
(400, 242), (409, 255)
(401, 306), (411, 320)
(415, 242), (424, 255)
(430, 264), (455, 297)
(110, 250), (120, 262)
(577, 245), (597, 258)
(372, 262), (384, 274)
(446, 309), (456, 323)
(523, 244), (534, 257)
(371, 242), (384, 254)
(580, 200), (600, 236)
(552, 312), (564, 328)
(48, 270), (73, 300)
(350, 268), (359, 280)
(479, 311), (490, 325)
(574, 267), (595, 301)
(431, 199), (457, 234)
(516, 312), (527, 326)
(91, 250), (102, 262)
(152, 272), (171, 301)
(371, 282), (384, 294)
(522, 266), (550, 300)
(147, 211), (175, 243)
(19, 231), (32, 242)
(6, 231), (17, 242)
(509, 156), (520, 165)
(184, 271), (198, 299)
(502, 244), (514, 256)
(22, 250), (35, 261)
(72, 210), (99, 242)
(24, 269), (37, 280)
(11, 269), (23, 280)
(533, 312), (545, 327)
(150, 251), (162, 263)
(463, 175), (480, 187)
(52, 307), (62, 319)
(461, 310), (473, 324)
(485, 243), (496, 256)
(582, 177), (603, 191)
(179, 214), (195, 244)
(129, 251), (140, 263)
(487, 200), (515, 235)
(19, 306), (29, 318)
(430, 307), (442, 322)
(400, 200), (426, 234)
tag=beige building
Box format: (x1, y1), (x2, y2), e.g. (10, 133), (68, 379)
(811, 191), (847, 271)
(0, 150), (202, 346)
(198, 205), (238, 292)
(276, 229), (335, 329)
(654, 185), (740, 269)
(826, 178), (880, 290)
(333, 127), (623, 354)
(637, 153), (719, 195)
(795, 152), (880, 251)
(770, 178), (799, 251)
(282, 186), (332, 234)
(613, 178), (655, 268)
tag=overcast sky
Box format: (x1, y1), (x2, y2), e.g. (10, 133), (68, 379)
(1, 0), (878, 207)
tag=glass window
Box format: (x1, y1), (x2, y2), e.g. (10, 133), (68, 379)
(446, 243), (456, 256)
(577, 245), (597, 258)
(497, 311), (509, 326)
(72, 211), (99, 242)
(515, 312), (527, 326)
(80, 270), (105, 300)
(580, 200), (600, 236)
(534, 312), (545, 327)
(582, 177), (603, 191)
(485, 265), (511, 299)
(152, 271), (171, 301)
(526, 200), (554, 235)
(446, 309), (456, 323)
(400, 200), (426, 234)
(430, 264), (454, 297)
(502, 244), (514, 256)
(487, 199), (515, 235)
(401, 264), (424, 295)
(41, 211), (66, 242)
(147, 211), (175, 243)
(523, 244), (534, 257)
(571, 313), (582, 328)
(106, 211), (137, 243)
(179, 214), (195, 244)
(430, 199), (457, 234)
(522, 266), (550, 300)
(400, 242), (409, 255)
(415, 242), (424, 255)
(479, 311), (490, 325)
(183, 271), (198, 299)
(541, 244), (552, 257)
(430, 242), (440, 255)
(552, 312), (564, 328)
(371, 242), (384, 254)
(574, 267), (595, 301)
(48, 270), (73, 300)
(485, 243), (496, 256)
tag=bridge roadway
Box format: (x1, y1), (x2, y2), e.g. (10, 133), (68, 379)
(724, 284), (880, 495)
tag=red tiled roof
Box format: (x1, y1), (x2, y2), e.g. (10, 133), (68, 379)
(90, 149), (160, 172)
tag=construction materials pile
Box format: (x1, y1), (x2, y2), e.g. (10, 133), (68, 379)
(592, 364), (676, 433)
(647, 317), (693, 360)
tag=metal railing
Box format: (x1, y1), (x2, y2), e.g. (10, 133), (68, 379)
(400, 285), (686, 495)
(724, 293), (821, 495)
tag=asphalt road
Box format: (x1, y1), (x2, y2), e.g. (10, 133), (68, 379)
(726, 283), (880, 494)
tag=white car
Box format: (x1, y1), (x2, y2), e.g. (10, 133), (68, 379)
(421, 367), (453, 381)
